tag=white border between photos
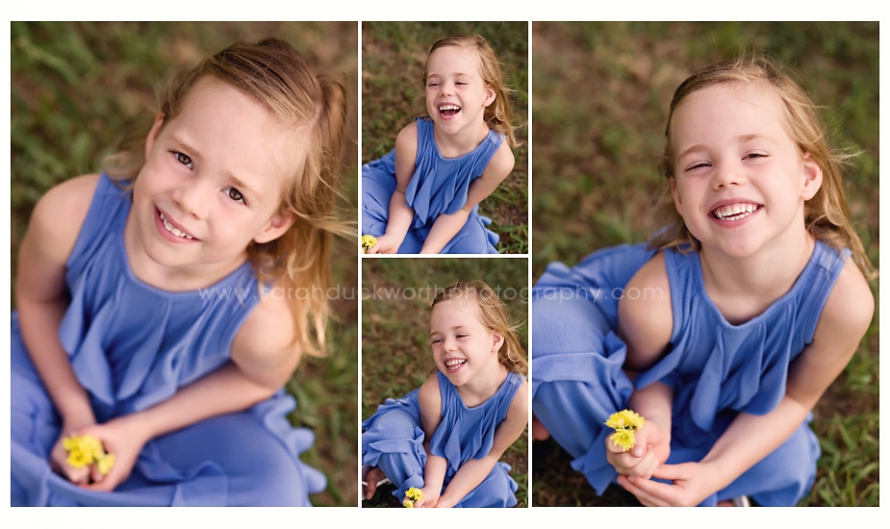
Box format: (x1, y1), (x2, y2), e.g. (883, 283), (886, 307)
(3, 0), (887, 527)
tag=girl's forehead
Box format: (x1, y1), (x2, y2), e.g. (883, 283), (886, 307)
(431, 296), (483, 323)
(427, 46), (482, 75)
(669, 81), (789, 140)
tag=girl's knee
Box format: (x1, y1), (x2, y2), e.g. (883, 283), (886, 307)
(368, 409), (420, 438)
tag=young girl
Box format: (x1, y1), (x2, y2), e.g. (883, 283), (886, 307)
(532, 57), (876, 506)
(362, 281), (528, 507)
(362, 34), (517, 254)
(11, 38), (349, 506)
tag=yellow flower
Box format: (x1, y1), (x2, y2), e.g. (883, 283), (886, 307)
(96, 453), (116, 475)
(605, 409), (645, 431)
(605, 409), (645, 453)
(610, 429), (637, 452)
(361, 235), (378, 253)
(62, 434), (113, 472)
(403, 487), (424, 508)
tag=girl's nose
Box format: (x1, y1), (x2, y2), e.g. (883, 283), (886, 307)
(440, 81), (454, 97)
(172, 180), (209, 220)
(443, 336), (457, 352)
(712, 162), (746, 189)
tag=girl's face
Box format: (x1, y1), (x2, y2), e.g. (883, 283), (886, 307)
(429, 296), (504, 388)
(668, 81), (822, 259)
(425, 46), (496, 137)
(129, 77), (299, 282)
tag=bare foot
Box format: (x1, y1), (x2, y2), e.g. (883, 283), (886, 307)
(532, 415), (551, 441)
(363, 467), (387, 500)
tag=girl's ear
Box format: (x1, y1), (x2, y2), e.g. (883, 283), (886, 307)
(670, 177), (684, 215)
(144, 113), (166, 159)
(254, 211), (297, 244)
(483, 84), (496, 108)
(800, 152), (823, 201)
(491, 331), (505, 353)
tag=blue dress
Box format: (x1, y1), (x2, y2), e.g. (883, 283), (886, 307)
(11, 174), (325, 506)
(362, 117), (501, 254)
(532, 242), (847, 506)
(362, 370), (522, 507)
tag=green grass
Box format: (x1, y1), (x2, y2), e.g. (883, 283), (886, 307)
(11, 21), (359, 507)
(361, 258), (529, 507)
(362, 22), (528, 254)
(531, 21), (879, 507)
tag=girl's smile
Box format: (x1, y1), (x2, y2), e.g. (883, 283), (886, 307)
(156, 207), (198, 242)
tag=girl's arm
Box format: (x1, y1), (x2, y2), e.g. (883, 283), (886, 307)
(610, 253), (674, 478)
(420, 142), (514, 254)
(78, 291), (302, 491)
(367, 123), (418, 254)
(620, 260), (874, 506)
(15, 174), (101, 484)
(416, 374), (447, 507)
(435, 379), (528, 508)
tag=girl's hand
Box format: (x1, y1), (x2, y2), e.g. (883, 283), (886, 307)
(606, 418), (670, 479)
(50, 418), (96, 485)
(365, 233), (402, 254)
(74, 415), (151, 492)
(414, 486), (440, 508)
(617, 461), (717, 507)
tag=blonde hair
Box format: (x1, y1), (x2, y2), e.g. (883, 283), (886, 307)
(425, 34), (518, 148)
(103, 38), (350, 357)
(649, 55), (876, 280)
(431, 280), (527, 376)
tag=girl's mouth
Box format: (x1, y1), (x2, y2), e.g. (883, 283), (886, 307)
(444, 358), (466, 373)
(438, 104), (461, 119)
(157, 209), (197, 241)
(710, 202), (761, 222)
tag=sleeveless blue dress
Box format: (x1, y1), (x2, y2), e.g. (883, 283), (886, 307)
(362, 370), (522, 507)
(11, 174), (325, 506)
(362, 117), (502, 254)
(532, 242), (847, 506)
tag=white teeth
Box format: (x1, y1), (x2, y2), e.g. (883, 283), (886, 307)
(445, 359), (466, 367)
(159, 211), (194, 240)
(713, 203), (758, 221)
(439, 104), (460, 111)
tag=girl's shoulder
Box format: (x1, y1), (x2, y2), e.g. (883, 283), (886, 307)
(506, 375), (528, 418)
(27, 173), (102, 265)
(617, 251), (673, 371)
(418, 371), (442, 406)
(813, 258), (874, 352)
(395, 120), (419, 150)
(481, 141), (515, 181)
(229, 284), (301, 390)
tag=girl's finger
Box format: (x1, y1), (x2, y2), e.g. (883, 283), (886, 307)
(618, 475), (668, 507)
(652, 462), (691, 481)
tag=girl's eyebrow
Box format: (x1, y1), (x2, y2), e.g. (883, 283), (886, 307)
(678, 134), (774, 159)
(429, 325), (466, 336)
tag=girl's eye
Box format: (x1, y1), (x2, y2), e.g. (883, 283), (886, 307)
(173, 152), (193, 168)
(686, 162), (711, 172)
(745, 153), (768, 160)
(427, 82), (439, 87)
(226, 188), (245, 203)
